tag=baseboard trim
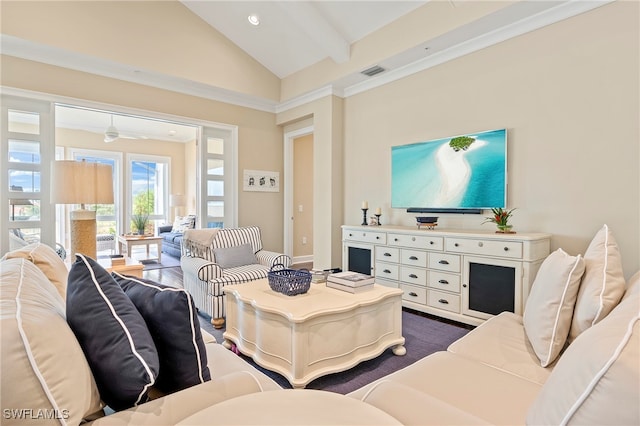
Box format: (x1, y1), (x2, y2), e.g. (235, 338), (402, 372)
(292, 255), (313, 265)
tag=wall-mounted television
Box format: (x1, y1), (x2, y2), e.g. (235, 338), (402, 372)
(391, 128), (507, 213)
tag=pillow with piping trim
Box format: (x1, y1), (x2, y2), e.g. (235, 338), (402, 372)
(523, 248), (585, 367)
(66, 254), (159, 411)
(527, 271), (639, 425)
(112, 273), (211, 393)
(2, 242), (68, 301)
(0, 258), (103, 424)
(569, 224), (626, 341)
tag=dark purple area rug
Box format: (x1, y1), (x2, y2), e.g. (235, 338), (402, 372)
(198, 308), (472, 394)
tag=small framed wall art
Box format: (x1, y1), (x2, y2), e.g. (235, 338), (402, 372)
(243, 169), (280, 192)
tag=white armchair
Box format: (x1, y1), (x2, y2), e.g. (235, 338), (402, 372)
(180, 226), (291, 327)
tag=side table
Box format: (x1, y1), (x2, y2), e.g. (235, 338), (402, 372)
(97, 257), (144, 278)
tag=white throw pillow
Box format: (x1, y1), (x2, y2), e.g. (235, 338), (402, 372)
(523, 248), (585, 367)
(172, 215), (196, 233)
(527, 271), (639, 425)
(2, 242), (68, 301)
(0, 258), (103, 424)
(569, 224), (626, 341)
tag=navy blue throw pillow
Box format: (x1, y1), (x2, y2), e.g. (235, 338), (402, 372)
(66, 255), (159, 411)
(112, 273), (211, 393)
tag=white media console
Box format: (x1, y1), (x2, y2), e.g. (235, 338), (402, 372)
(342, 225), (551, 326)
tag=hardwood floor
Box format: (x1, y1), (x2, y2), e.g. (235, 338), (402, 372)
(142, 266), (184, 287)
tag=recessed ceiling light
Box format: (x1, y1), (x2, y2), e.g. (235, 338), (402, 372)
(247, 14), (260, 26)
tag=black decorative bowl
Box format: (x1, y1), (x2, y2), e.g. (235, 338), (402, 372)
(416, 217), (438, 223)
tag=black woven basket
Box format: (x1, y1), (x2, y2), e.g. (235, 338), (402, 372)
(268, 265), (311, 296)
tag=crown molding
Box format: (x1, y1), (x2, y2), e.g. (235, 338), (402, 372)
(280, 0), (614, 110)
(275, 85), (343, 114)
(342, 0), (613, 98)
(1, 35), (278, 113)
(1, 0), (614, 116)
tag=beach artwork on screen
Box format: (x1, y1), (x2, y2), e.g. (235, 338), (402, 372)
(391, 129), (507, 209)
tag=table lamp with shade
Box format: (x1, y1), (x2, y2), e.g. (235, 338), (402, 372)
(51, 160), (114, 259)
(170, 194), (186, 219)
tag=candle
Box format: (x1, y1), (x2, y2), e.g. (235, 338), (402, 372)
(375, 207), (382, 215)
(362, 201), (368, 209)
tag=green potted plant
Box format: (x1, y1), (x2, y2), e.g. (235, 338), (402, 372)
(483, 207), (516, 233)
(131, 213), (149, 235)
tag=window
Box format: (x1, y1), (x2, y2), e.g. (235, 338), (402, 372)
(2, 96), (55, 255)
(201, 126), (237, 229)
(1, 93), (237, 257)
(128, 154), (170, 234)
(69, 149), (122, 239)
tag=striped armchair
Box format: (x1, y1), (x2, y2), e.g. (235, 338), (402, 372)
(180, 226), (290, 328)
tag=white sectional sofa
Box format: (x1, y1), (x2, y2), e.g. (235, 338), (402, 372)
(1, 223), (638, 425)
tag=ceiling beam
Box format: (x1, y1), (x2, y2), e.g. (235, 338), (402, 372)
(274, 1), (350, 64)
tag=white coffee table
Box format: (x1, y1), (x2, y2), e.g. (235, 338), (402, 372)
(117, 235), (162, 263)
(222, 279), (405, 388)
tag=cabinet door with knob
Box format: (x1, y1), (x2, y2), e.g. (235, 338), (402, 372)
(461, 255), (523, 320)
(342, 225), (550, 326)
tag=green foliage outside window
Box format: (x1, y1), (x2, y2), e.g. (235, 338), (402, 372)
(131, 191), (154, 234)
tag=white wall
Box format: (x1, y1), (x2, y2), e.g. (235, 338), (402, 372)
(343, 1), (639, 278)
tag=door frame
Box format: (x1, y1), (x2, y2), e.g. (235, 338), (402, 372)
(283, 125), (314, 261)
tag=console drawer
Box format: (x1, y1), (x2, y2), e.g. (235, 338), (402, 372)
(343, 229), (387, 245)
(400, 266), (427, 286)
(389, 233), (443, 250)
(428, 290), (460, 313)
(375, 262), (399, 281)
(428, 253), (461, 273)
(376, 247), (399, 263)
(445, 238), (523, 259)
(401, 249), (427, 267)
(428, 271), (461, 293)
(401, 284), (427, 304)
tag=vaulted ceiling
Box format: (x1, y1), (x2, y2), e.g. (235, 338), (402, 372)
(1, 0), (613, 136)
(180, 1), (428, 78)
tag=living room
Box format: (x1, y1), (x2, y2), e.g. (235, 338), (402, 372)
(1, 1), (639, 424)
(1, 0), (637, 278)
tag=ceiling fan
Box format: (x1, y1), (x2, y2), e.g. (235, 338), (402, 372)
(104, 115), (148, 143)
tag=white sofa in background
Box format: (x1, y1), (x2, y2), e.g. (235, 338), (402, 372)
(2, 223), (638, 425)
(180, 226), (290, 326)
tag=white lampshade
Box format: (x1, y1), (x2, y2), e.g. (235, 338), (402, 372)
(51, 160), (114, 259)
(51, 160), (114, 205)
(170, 194), (186, 207)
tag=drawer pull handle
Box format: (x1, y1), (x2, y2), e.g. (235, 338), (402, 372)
(504, 247), (509, 251)
(438, 298), (449, 304)
(478, 242), (483, 247)
(438, 279), (449, 284)
(383, 269), (391, 274)
(384, 252), (392, 257)
(409, 256), (418, 260)
(429, 241), (434, 245)
(409, 292), (418, 297)
(394, 238), (399, 242)
(412, 237), (416, 241)
(409, 274), (418, 279)
(454, 243), (459, 247)
(349, 233), (353, 237)
(439, 260), (450, 265)
(376, 236), (380, 239)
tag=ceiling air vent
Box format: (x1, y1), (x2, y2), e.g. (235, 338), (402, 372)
(361, 65), (386, 77)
